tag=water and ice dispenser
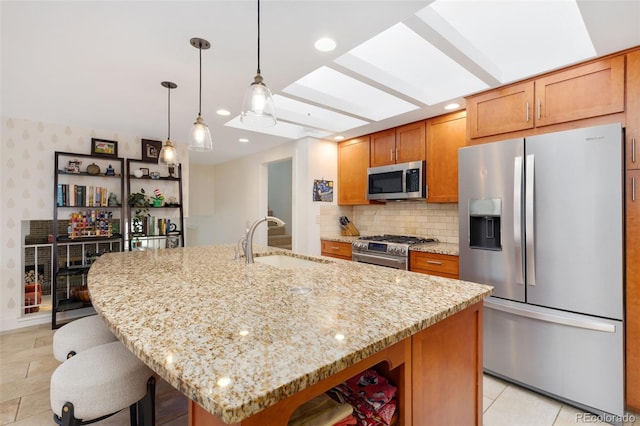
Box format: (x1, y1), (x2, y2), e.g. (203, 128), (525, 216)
(468, 198), (502, 250)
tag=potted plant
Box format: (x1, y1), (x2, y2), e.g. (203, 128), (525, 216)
(127, 189), (149, 234)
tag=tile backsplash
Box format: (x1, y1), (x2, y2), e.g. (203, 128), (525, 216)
(319, 202), (459, 244)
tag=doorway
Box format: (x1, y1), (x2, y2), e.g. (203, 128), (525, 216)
(267, 159), (292, 249)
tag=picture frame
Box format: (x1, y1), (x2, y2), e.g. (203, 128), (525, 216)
(91, 138), (118, 158)
(141, 139), (162, 164)
(140, 167), (150, 177)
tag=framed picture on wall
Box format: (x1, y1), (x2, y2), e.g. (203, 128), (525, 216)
(91, 138), (118, 158)
(141, 139), (162, 163)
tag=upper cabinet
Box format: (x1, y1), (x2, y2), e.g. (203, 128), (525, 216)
(338, 136), (372, 205)
(467, 56), (625, 140)
(370, 121), (426, 167)
(426, 111), (466, 203)
(627, 50), (640, 171)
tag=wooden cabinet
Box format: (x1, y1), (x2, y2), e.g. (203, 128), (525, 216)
(412, 301), (482, 425)
(370, 129), (396, 167)
(467, 55), (625, 140)
(320, 240), (352, 261)
(426, 111), (466, 203)
(627, 50), (640, 171)
(338, 136), (371, 205)
(409, 251), (459, 279)
(626, 171), (640, 412)
(467, 81), (534, 139)
(626, 50), (640, 412)
(370, 121), (426, 167)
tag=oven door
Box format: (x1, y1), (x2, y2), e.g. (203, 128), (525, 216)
(352, 251), (408, 270)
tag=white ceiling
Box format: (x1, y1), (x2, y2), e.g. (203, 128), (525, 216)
(2, 1), (639, 165)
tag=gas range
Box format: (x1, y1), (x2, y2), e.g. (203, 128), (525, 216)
(352, 234), (438, 270)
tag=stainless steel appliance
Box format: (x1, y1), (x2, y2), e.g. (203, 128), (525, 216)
(367, 161), (425, 201)
(352, 235), (437, 270)
(458, 123), (624, 421)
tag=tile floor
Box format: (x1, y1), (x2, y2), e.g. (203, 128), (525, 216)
(1, 323), (639, 425)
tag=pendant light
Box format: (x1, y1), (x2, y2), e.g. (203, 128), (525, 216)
(188, 37), (213, 152)
(240, 0), (276, 127)
(159, 81), (178, 166)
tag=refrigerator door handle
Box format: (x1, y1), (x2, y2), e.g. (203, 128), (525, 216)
(514, 156), (524, 286)
(525, 154), (536, 286)
(484, 299), (616, 333)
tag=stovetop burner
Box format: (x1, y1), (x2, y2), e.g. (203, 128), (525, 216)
(358, 234), (438, 245)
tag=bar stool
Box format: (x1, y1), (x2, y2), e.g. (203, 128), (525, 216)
(50, 341), (155, 426)
(53, 315), (117, 362)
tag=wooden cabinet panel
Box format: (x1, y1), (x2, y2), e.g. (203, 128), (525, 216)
(627, 51), (640, 171)
(535, 56), (624, 127)
(338, 137), (371, 205)
(412, 302), (482, 425)
(370, 129), (397, 167)
(626, 169), (640, 412)
(426, 111), (466, 203)
(370, 123), (425, 167)
(320, 240), (352, 260)
(466, 81), (534, 139)
(409, 252), (459, 279)
(396, 121), (426, 164)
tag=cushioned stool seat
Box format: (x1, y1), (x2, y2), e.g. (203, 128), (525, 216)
(53, 315), (117, 362)
(50, 341), (155, 426)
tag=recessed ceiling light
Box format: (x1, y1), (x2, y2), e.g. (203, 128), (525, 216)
(314, 38), (336, 52)
(444, 103), (460, 110)
(238, 138), (249, 143)
(216, 109), (231, 116)
(334, 135), (345, 141)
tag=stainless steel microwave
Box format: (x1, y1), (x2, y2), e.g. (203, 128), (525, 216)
(366, 160), (426, 201)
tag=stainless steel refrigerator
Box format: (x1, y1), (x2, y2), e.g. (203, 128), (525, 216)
(459, 123), (624, 420)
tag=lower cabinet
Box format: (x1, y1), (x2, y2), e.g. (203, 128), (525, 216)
(409, 252), (459, 279)
(320, 240), (352, 260)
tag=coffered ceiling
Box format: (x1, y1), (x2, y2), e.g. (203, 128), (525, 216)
(2, 1), (639, 165)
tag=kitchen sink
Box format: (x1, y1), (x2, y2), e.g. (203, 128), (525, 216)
(254, 253), (330, 269)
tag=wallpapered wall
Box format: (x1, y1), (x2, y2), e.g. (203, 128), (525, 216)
(0, 116), (189, 331)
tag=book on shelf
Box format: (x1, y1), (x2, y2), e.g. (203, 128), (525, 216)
(57, 184), (110, 207)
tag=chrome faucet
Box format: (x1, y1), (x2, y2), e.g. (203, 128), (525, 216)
(243, 216), (285, 264)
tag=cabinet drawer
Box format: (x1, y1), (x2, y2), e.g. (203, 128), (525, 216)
(321, 240), (352, 260)
(410, 252), (459, 279)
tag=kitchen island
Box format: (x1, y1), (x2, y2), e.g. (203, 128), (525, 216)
(88, 245), (492, 425)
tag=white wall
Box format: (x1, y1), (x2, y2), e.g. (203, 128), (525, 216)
(186, 163), (216, 246)
(0, 116), (190, 331)
(210, 137), (338, 256)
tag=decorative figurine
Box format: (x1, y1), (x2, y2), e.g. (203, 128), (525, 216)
(105, 164), (115, 176)
(108, 192), (119, 206)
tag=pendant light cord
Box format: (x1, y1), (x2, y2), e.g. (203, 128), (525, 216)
(198, 42), (202, 116)
(256, 0), (261, 75)
(167, 85), (171, 140)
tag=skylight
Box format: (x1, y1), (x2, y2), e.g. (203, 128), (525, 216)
(282, 66), (419, 122)
(335, 23), (489, 106)
(421, 0), (596, 84)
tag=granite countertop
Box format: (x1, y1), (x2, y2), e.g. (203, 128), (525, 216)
(321, 235), (460, 256)
(88, 245), (490, 423)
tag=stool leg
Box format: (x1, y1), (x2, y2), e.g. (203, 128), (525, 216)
(59, 402), (82, 426)
(137, 376), (156, 426)
(130, 404), (137, 425)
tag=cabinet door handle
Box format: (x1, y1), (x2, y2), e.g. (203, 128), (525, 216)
(632, 137), (636, 163)
(426, 260), (442, 265)
(390, 149), (394, 161)
(537, 99), (541, 120)
(525, 101), (530, 122)
(331, 246), (340, 250)
(633, 176), (636, 202)
(395, 149), (398, 162)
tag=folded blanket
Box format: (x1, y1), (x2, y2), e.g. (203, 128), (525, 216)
(345, 369), (397, 410)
